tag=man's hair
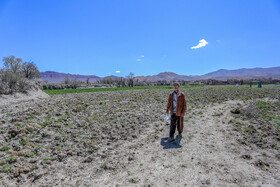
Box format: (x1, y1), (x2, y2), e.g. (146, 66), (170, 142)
(173, 82), (180, 87)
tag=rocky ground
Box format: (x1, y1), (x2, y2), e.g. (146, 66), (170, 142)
(0, 86), (279, 186)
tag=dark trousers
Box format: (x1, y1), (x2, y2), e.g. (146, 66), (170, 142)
(169, 113), (183, 138)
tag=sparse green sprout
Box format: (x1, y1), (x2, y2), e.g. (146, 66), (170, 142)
(0, 146), (10, 151)
(19, 139), (28, 146)
(128, 178), (138, 183)
(25, 152), (35, 157)
(44, 158), (56, 161)
(55, 146), (62, 151)
(0, 165), (13, 173)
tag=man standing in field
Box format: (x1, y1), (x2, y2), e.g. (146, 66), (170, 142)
(166, 82), (187, 142)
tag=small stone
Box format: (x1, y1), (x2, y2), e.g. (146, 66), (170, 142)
(255, 159), (270, 168)
(241, 154), (252, 160)
(32, 173), (43, 182)
(57, 153), (67, 162)
(20, 167), (31, 173)
(230, 108), (240, 114)
(29, 158), (37, 163)
(14, 169), (20, 177)
(83, 157), (93, 163)
(67, 151), (73, 156)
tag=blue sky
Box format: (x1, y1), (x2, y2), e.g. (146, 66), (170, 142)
(0, 0), (280, 77)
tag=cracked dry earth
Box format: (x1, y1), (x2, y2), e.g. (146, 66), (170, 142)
(0, 87), (279, 186)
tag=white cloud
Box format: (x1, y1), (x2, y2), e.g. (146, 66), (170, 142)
(136, 59), (141, 61)
(115, 71), (120, 73)
(191, 39), (208, 49)
(141, 55), (144, 58)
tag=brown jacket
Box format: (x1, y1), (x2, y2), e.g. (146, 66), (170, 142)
(166, 90), (187, 117)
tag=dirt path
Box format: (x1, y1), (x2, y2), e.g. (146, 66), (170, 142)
(90, 101), (279, 186)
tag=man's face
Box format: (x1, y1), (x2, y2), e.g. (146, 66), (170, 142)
(174, 84), (179, 90)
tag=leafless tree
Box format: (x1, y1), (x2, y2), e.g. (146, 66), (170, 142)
(114, 77), (126, 87)
(127, 72), (135, 87)
(64, 77), (70, 84)
(22, 61), (40, 79)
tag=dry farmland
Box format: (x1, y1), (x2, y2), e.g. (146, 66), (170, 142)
(0, 86), (279, 186)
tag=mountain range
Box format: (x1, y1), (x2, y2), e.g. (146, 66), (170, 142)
(40, 66), (280, 83)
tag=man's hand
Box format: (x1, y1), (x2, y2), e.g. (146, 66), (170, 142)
(181, 113), (185, 117)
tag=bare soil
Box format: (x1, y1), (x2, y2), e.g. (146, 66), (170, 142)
(0, 88), (279, 186)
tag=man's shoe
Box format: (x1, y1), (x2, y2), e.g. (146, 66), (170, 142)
(177, 133), (182, 138)
(167, 137), (175, 142)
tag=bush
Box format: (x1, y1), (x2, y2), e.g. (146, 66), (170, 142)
(0, 56), (40, 95)
(0, 69), (34, 94)
(70, 79), (80, 89)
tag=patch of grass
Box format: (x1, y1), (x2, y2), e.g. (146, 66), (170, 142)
(43, 85), (203, 95)
(19, 139), (29, 146)
(25, 152), (35, 157)
(188, 134), (194, 140)
(44, 115), (51, 120)
(242, 127), (253, 134)
(100, 161), (108, 169)
(92, 115), (99, 120)
(35, 146), (41, 151)
(55, 146), (62, 151)
(65, 123), (73, 128)
(0, 160), (5, 166)
(0, 145), (10, 151)
(6, 156), (16, 163)
(256, 100), (271, 111)
(272, 145), (279, 150)
(39, 120), (53, 127)
(180, 164), (187, 168)
(44, 158), (56, 161)
(128, 178), (138, 183)
(92, 145), (97, 152)
(0, 165), (13, 173)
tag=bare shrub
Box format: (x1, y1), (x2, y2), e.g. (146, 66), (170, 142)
(18, 78), (32, 93)
(64, 77), (70, 84)
(71, 79), (80, 89)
